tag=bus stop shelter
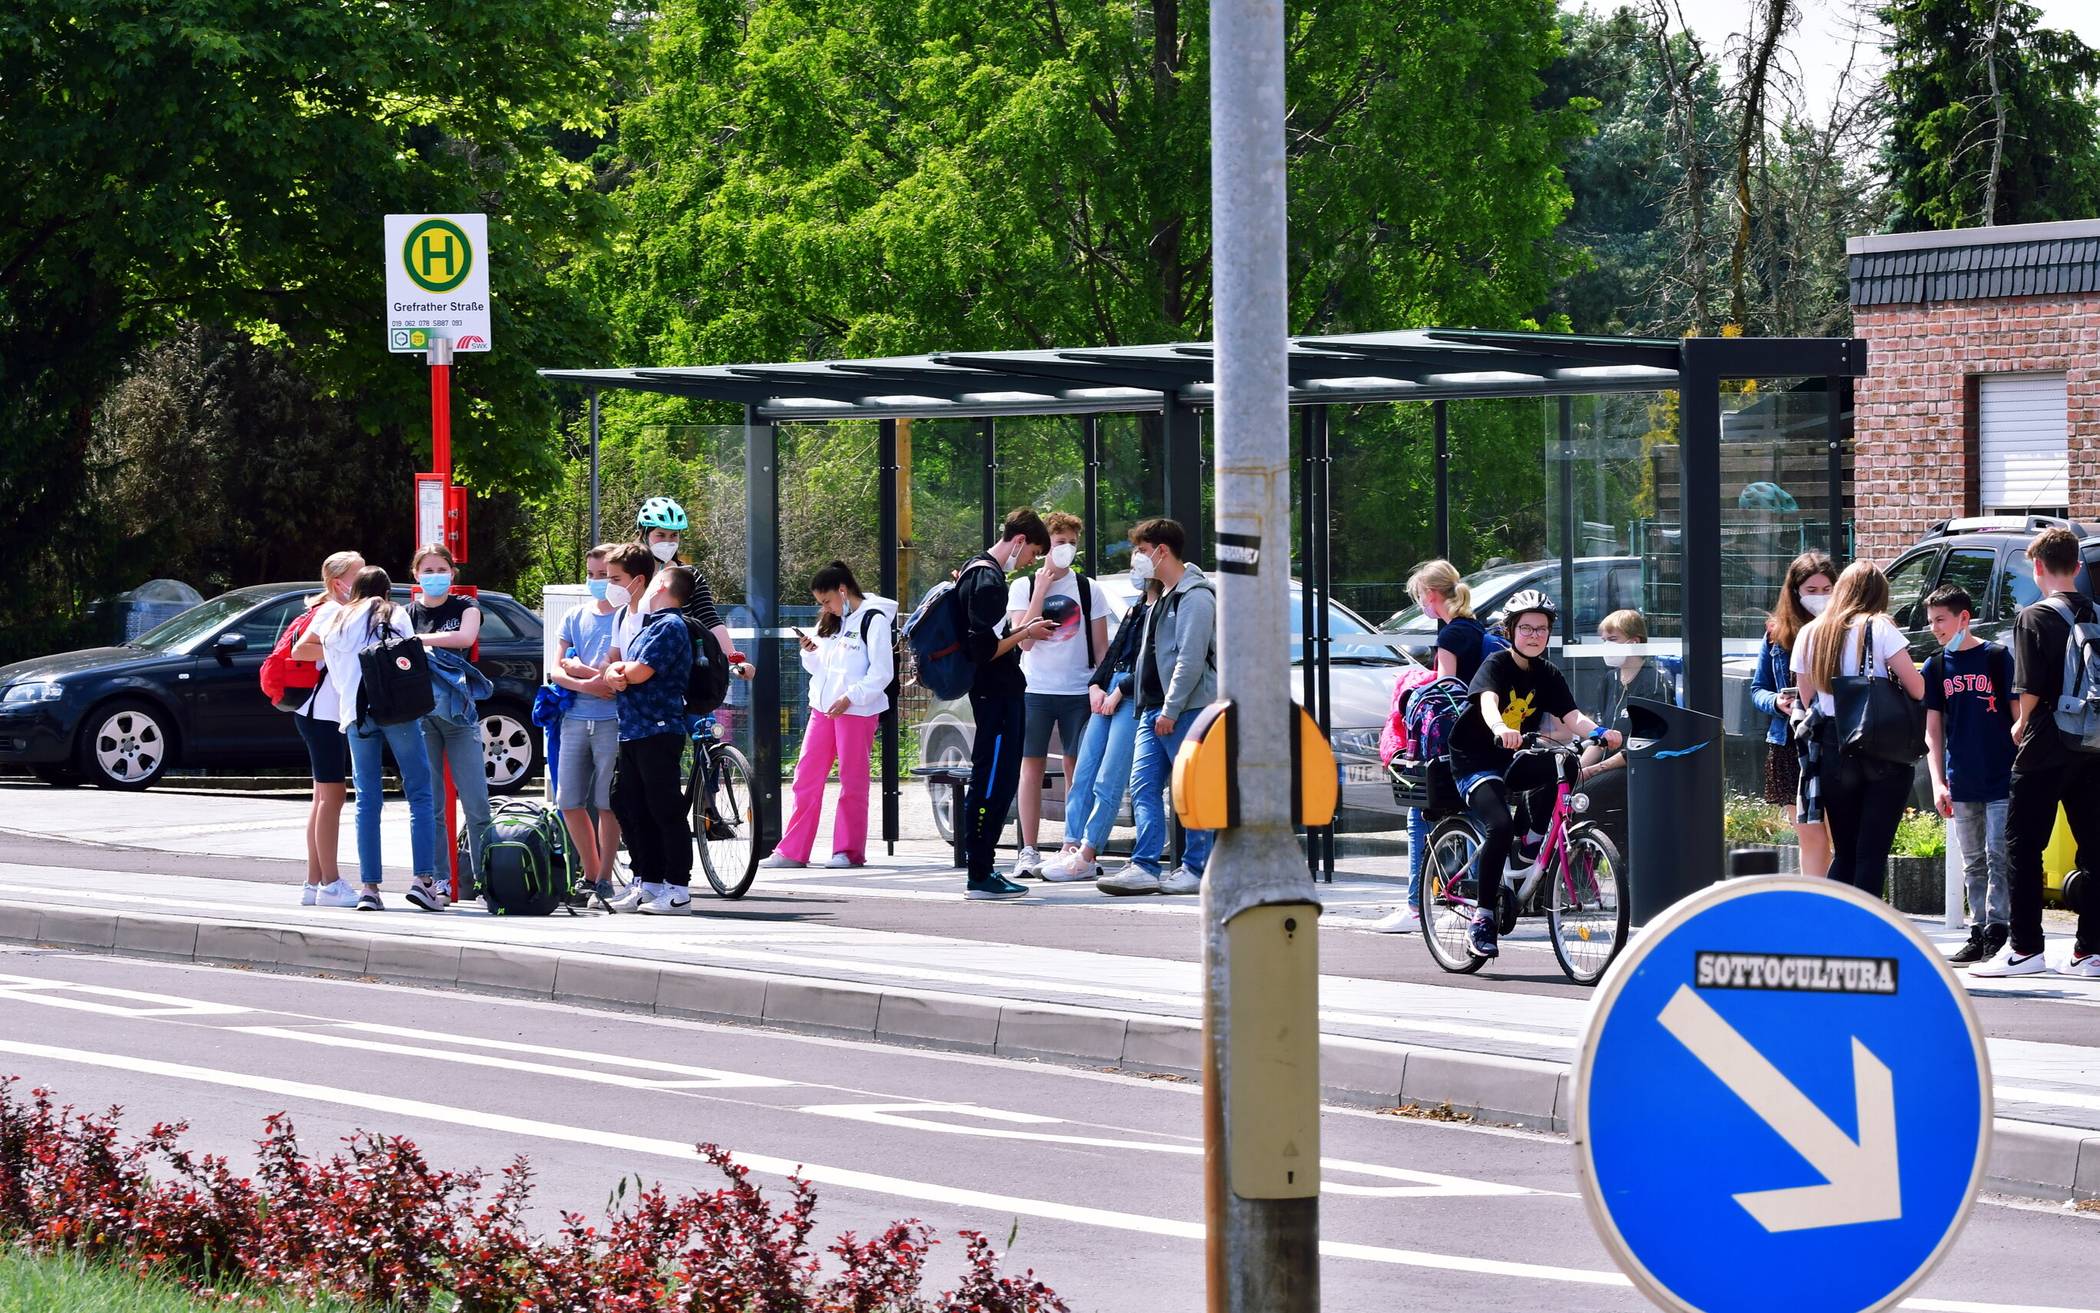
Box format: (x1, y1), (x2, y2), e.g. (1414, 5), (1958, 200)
(543, 328), (1868, 878)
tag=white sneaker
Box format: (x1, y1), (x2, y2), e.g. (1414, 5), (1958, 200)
(825, 853), (859, 869)
(1011, 846), (1044, 880)
(1042, 852), (1102, 883)
(2057, 953), (2100, 978)
(405, 880), (446, 913)
(1098, 867), (1163, 896)
(757, 853), (805, 870)
(1971, 945), (2050, 978)
(1159, 867), (1202, 895)
(608, 882), (654, 913)
(1369, 906), (1422, 934)
(638, 886), (693, 916)
(315, 879), (360, 909)
(300, 883), (318, 907)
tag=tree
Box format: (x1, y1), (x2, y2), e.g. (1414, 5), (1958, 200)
(0, 0), (626, 641)
(1880, 0), (2100, 230)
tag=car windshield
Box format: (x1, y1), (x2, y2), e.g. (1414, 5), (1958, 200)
(129, 590), (276, 651)
(1381, 565), (1543, 633)
(1290, 597), (1398, 664)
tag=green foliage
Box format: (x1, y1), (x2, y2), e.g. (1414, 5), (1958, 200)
(1, 0), (628, 639)
(0, 1245), (357, 1311)
(1880, 0), (2100, 231)
(1892, 807), (1948, 859)
(1724, 793), (1792, 846)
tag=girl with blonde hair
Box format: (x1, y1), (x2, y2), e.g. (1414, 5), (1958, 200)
(286, 551), (363, 908)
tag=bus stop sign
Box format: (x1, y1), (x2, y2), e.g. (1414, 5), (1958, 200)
(1574, 878), (1990, 1313)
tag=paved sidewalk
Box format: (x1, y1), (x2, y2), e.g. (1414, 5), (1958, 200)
(4, 783), (2100, 1201)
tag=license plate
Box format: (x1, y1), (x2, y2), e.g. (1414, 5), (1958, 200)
(1342, 763), (1384, 786)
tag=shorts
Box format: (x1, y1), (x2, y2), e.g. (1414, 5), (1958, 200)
(1762, 739), (1801, 808)
(294, 712), (347, 785)
(1022, 691), (1093, 759)
(556, 715), (620, 810)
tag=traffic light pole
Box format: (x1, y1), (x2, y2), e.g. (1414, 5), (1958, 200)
(1206, 0), (1320, 1308)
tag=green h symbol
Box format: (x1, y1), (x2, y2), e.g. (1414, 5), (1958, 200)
(419, 232), (456, 277)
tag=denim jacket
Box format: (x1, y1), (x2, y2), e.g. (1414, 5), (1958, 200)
(1748, 634), (1792, 746)
(426, 646), (493, 728)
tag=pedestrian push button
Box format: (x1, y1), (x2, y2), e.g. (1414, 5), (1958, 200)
(1170, 699), (1338, 831)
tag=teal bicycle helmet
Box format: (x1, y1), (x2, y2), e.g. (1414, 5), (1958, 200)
(636, 496), (689, 533)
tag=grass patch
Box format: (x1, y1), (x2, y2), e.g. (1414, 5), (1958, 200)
(0, 1246), (354, 1311)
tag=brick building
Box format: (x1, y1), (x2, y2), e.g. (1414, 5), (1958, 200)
(1848, 218), (2100, 562)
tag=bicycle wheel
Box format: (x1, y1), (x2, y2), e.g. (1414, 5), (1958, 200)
(695, 744), (759, 899)
(1549, 827), (1627, 985)
(1418, 817), (1487, 975)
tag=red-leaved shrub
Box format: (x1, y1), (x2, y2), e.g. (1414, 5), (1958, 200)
(0, 1077), (1067, 1312)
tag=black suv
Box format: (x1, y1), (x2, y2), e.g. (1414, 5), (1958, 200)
(0, 584), (545, 791)
(1878, 515), (2100, 660)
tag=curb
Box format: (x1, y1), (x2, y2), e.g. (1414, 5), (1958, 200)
(1, 904), (2092, 1202)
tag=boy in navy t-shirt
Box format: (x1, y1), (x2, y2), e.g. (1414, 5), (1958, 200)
(1922, 584), (2015, 965)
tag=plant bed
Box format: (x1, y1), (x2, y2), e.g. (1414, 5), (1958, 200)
(0, 1078), (1066, 1312)
(1885, 854), (1945, 916)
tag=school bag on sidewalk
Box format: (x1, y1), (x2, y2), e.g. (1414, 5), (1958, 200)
(472, 797), (579, 917)
(259, 606), (324, 711)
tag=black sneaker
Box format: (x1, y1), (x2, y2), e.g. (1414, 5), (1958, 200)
(1985, 924), (2010, 957)
(1949, 926), (1989, 965)
(1467, 908), (1499, 959)
(965, 875), (1029, 902)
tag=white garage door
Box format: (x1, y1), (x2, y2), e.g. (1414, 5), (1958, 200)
(1980, 372), (2069, 515)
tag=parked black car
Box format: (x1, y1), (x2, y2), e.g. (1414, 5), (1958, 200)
(0, 584), (544, 791)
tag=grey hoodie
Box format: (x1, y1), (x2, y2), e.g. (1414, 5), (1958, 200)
(1137, 564), (1217, 720)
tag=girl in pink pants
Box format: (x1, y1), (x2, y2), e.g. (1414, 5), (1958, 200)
(763, 561), (896, 869)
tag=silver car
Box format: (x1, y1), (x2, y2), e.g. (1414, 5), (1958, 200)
(914, 577), (1412, 840)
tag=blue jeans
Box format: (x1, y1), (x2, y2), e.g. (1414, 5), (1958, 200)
(348, 717), (438, 888)
(1129, 710), (1214, 877)
(422, 713), (493, 885)
(1065, 703), (1141, 852)
(1407, 807), (1430, 909)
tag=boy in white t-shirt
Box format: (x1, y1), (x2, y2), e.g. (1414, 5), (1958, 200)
(1005, 511), (1110, 878)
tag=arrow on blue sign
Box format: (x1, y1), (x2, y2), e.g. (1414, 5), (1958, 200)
(1658, 984), (1899, 1233)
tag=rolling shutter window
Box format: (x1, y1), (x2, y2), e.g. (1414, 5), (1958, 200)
(1979, 373), (2068, 515)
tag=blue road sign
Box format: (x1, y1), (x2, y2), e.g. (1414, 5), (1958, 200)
(1574, 877), (1991, 1313)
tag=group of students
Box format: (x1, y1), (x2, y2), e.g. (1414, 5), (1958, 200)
(1752, 528), (2100, 977)
(287, 497), (751, 917)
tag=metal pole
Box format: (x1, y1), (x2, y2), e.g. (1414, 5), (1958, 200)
(1165, 400), (1203, 539)
(587, 388), (601, 548)
(1312, 404), (1335, 881)
(1679, 344), (1724, 720)
(879, 418), (902, 855)
(745, 405), (783, 855)
(1084, 415), (1102, 570)
(1298, 408), (1319, 881)
(1433, 399), (1451, 560)
(1559, 396), (1577, 649)
(1827, 377), (1847, 560)
(982, 417), (998, 542)
(1208, 0), (1320, 1304)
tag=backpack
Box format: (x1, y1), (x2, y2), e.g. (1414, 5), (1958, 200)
(261, 605), (324, 711)
(1402, 676), (1472, 763)
(1480, 628), (1511, 662)
(903, 559), (1001, 700)
(2044, 597), (2100, 753)
(681, 614), (732, 717)
(855, 605), (901, 708)
(472, 798), (578, 916)
(355, 605), (435, 726)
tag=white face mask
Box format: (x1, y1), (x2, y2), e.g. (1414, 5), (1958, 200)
(1049, 542), (1077, 570)
(1130, 550), (1155, 584)
(650, 540), (679, 563)
(1801, 592), (1831, 617)
(1599, 641), (1638, 669)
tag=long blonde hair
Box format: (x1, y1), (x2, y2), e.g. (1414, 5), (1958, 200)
(308, 551), (362, 609)
(322, 567), (397, 640)
(1408, 559), (1474, 620)
(1803, 561), (1891, 692)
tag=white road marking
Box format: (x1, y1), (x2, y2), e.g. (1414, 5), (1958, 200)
(0, 1039), (2079, 1309)
(798, 1102), (1541, 1198)
(233, 1024), (792, 1091)
(0, 972), (250, 1018)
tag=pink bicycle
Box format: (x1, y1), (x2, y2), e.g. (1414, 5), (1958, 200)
(1417, 735), (1627, 984)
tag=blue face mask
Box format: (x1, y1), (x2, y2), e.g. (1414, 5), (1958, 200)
(418, 572), (452, 599)
(1945, 625), (1968, 654)
(586, 578), (610, 601)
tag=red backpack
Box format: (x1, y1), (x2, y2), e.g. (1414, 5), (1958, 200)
(260, 605), (324, 711)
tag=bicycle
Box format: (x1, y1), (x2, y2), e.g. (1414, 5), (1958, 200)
(685, 715), (758, 898)
(1415, 734), (1628, 984)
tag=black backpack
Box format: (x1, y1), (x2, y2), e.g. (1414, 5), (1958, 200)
(474, 798), (578, 917)
(355, 604), (435, 726)
(681, 614), (732, 717)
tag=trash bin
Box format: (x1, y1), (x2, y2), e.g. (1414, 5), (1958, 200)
(1623, 696), (1724, 928)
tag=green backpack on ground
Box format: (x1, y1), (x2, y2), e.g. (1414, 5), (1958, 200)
(469, 798), (579, 917)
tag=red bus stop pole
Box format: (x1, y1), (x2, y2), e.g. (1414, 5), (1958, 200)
(427, 337), (462, 901)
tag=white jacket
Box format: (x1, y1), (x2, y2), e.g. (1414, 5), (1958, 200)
(800, 595), (897, 716)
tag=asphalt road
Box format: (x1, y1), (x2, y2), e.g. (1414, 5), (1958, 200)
(0, 949), (2092, 1312)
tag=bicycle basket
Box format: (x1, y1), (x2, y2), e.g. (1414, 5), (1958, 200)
(1389, 756), (1462, 816)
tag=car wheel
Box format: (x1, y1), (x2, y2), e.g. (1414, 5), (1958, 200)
(31, 764), (83, 788)
(76, 699), (174, 791)
(481, 706), (540, 795)
(926, 732), (970, 844)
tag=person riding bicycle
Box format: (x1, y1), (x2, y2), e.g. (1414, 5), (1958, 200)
(624, 496), (752, 684)
(1445, 590), (1621, 960)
